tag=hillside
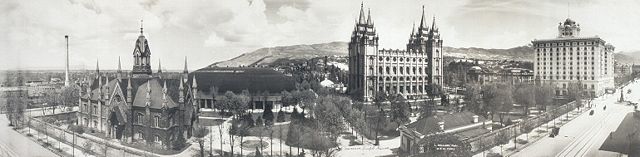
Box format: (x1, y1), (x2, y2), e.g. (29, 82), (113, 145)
(212, 42), (348, 67)
(615, 51), (640, 65)
(211, 41), (640, 67)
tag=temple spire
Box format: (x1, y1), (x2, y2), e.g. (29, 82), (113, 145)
(358, 2), (366, 24)
(183, 56), (188, 74)
(431, 16), (438, 31)
(140, 19), (144, 35)
(158, 59), (162, 73)
(96, 59), (100, 74)
(366, 8), (372, 25)
(117, 56), (122, 73)
(420, 5), (427, 29)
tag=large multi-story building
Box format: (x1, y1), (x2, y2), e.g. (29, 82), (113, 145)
(532, 18), (615, 97)
(77, 24), (196, 149)
(348, 4), (443, 101)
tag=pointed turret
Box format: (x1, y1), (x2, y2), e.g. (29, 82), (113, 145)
(104, 76), (110, 100)
(96, 59), (100, 75)
(191, 75), (198, 89)
(162, 80), (168, 109)
(157, 59), (163, 73)
(358, 2), (366, 24)
(178, 76), (185, 103)
(145, 80), (151, 107)
(126, 77), (132, 103)
(192, 75), (198, 100)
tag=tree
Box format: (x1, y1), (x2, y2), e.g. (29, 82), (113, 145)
(520, 120), (535, 141)
(60, 86), (80, 111)
(82, 141), (94, 156)
(256, 117), (264, 127)
(193, 124), (209, 157)
(389, 94), (410, 126)
(494, 131), (510, 155)
(255, 146), (263, 157)
(483, 83), (513, 125)
(263, 108), (274, 126)
(5, 92), (27, 127)
(514, 84), (536, 116)
(314, 95), (344, 141)
(43, 90), (61, 114)
(281, 91), (296, 107)
(268, 128), (274, 156)
(535, 83), (554, 112)
(372, 92), (388, 145)
(464, 83), (483, 115)
(276, 109), (286, 122)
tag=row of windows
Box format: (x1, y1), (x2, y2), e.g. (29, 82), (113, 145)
(375, 56), (439, 63)
(377, 76), (430, 81)
(539, 71), (595, 74)
(136, 113), (166, 128)
(536, 47), (596, 53)
(536, 41), (599, 47)
(134, 131), (163, 144)
(541, 76), (595, 80)
(537, 61), (597, 65)
(372, 66), (439, 75)
(538, 57), (598, 61)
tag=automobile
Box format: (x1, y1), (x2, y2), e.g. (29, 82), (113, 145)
(603, 106), (607, 110)
(589, 110), (594, 115)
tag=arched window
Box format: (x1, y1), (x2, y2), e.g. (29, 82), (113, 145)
(137, 113), (144, 124)
(378, 67), (383, 74)
(393, 67), (397, 74)
(154, 116), (160, 128)
(406, 67), (410, 74)
(386, 67), (390, 74)
(413, 67), (417, 74)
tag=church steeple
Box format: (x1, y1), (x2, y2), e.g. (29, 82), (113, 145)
(358, 2), (366, 24)
(95, 59), (100, 76)
(132, 19), (152, 76)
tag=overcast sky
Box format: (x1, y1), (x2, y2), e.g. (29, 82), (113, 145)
(2, 0), (640, 70)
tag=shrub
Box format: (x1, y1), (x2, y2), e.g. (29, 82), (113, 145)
(173, 135), (187, 150)
(256, 117), (264, 127)
(263, 109), (274, 126)
(277, 110), (286, 122)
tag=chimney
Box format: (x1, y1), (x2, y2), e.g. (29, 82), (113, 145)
(438, 121), (445, 131)
(64, 35), (70, 87)
(473, 115), (479, 123)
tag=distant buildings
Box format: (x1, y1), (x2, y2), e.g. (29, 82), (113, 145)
(614, 63), (633, 76)
(348, 4), (443, 101)
(77, 24), (196, 149)
(532, 18), (615, 97)
(467, 67), (534, 85)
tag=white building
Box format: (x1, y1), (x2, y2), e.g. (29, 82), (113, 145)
(532, 18), (615, 97)
(348, 4), (443, 101)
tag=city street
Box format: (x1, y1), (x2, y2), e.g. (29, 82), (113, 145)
(512, 80), (639, 157)
(0, 115), (57, 157)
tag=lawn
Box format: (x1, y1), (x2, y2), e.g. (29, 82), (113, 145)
(199, 118), (225, 126)
(240, 124), (290, 142)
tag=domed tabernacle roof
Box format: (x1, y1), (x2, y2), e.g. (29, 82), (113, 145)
(563, 18), (576, 25)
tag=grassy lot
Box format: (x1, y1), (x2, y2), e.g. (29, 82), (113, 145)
(199, 118), (225, 126)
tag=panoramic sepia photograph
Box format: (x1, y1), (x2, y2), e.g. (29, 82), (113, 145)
(2, 0), (640, 156)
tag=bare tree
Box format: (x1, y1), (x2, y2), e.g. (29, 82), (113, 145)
(193, 124), (209, 157)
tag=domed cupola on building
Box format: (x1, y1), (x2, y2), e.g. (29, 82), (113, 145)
(132, 20), (152, 76)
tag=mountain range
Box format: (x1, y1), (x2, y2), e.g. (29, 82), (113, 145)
(212, 42), (640, 67)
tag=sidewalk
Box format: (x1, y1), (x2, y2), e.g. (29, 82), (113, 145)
(473, 107), (590, 157)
